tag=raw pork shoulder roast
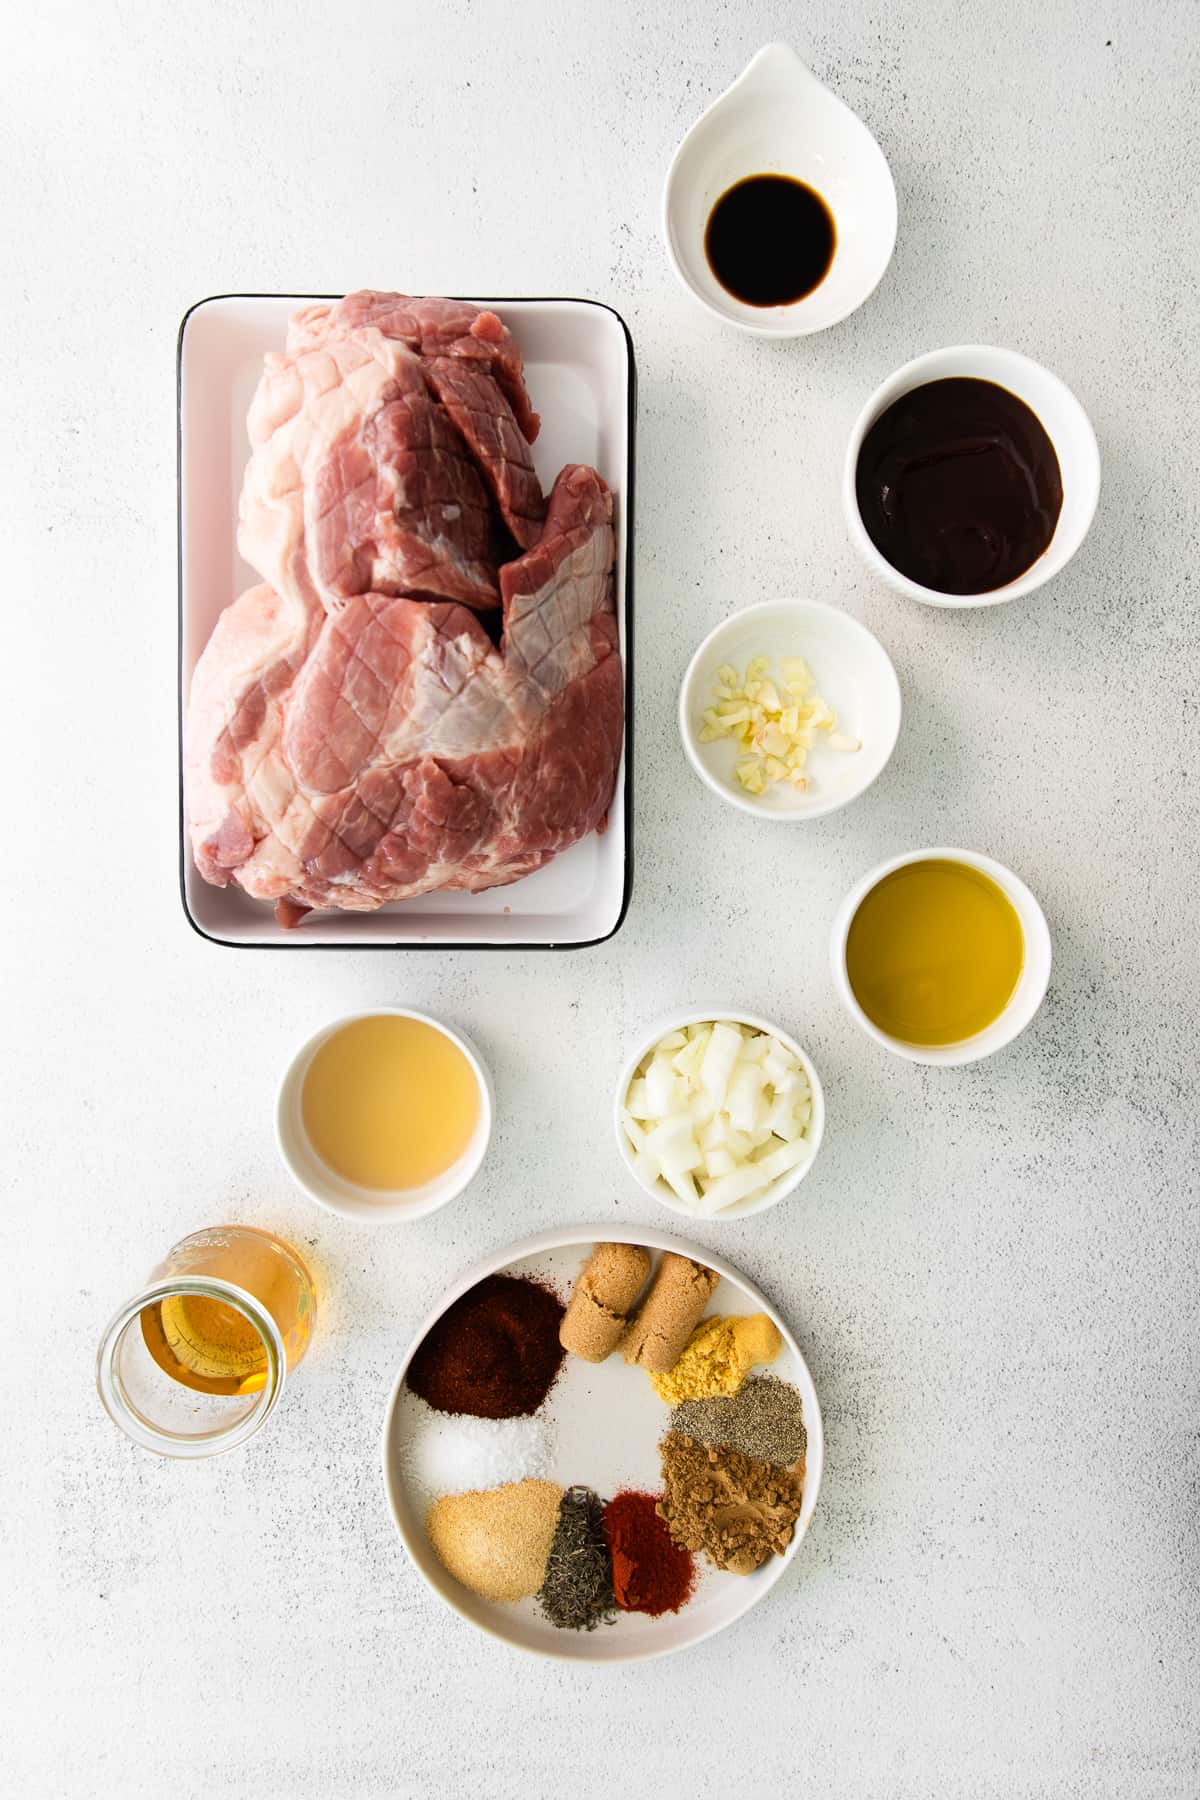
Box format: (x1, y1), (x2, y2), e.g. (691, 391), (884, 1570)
(185, 291), (623, 927)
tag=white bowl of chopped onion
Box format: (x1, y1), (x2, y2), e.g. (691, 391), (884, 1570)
(678, 599), (901, 820)
(614, 1010), (825, 1220)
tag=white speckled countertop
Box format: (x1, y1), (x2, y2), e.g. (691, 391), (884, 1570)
(2, 1), (1198, 1794)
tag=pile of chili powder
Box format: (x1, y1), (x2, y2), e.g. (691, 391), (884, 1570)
(406, 1274), (566, 1419)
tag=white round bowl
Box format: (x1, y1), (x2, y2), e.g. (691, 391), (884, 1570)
(614, 1008), (825, 1219)
(663, 43), (897, 337)
(843, 344), (1101, 608)
(381, 1222), (824, 1663)
(276, 1007), (494, 1222)
(679, 599), (901, 821)
(830, 847), (1053, 1065)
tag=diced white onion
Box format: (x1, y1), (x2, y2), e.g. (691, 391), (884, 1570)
(621, 1020), (814, 1216)
(699, 1021), (742, 1106)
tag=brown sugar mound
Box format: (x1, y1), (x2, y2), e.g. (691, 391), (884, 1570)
(657, 1432), (804, 1575)
(621, 1254), (719, 1373)
(560, 1242), (651, 1362)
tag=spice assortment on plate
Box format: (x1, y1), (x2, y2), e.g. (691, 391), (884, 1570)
(394, 1240), (810, 1636)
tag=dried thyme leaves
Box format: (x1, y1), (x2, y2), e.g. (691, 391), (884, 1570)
(537, 1486), (617, 1630)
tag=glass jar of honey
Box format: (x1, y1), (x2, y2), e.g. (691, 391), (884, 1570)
(96, 1225), (316, 1457)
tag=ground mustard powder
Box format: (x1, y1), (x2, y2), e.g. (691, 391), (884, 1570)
(648, 1313), (782, 1404)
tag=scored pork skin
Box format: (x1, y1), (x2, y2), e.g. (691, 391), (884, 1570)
(289, 291), (546, 548)
(186, 465), (622, 918)
(238, 329), (501, 613)
(287, 291), (542, 441)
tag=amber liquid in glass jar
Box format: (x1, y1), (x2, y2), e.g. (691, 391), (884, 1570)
(139, 1226), (315, 1396)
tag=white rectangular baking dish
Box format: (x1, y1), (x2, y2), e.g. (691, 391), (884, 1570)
(177, 294), (634, 948)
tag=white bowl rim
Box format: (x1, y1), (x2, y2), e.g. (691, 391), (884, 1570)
(275, 1005), (494, 1222)
(678, 597), (903, 821)
(829, 846), (1053, 1065)
(379, 1219), (825, 1664)
(613, 1006), (826, 1218)
(660, 43), (898, 339)
(842, 343), (1102, 608)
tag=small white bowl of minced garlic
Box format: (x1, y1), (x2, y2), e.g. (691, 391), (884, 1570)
(678, 598), (901, 820)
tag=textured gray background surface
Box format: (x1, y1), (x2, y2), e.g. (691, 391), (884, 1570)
(2, 1), (1198, 1794)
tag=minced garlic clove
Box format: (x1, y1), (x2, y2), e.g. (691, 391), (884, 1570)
(703, 651), (859, 797)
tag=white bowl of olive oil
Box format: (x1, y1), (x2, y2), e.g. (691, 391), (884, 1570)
(830, 848), (1052, 1066)
(663, 42), (897, 336)
(276, 1008), (494, 1221)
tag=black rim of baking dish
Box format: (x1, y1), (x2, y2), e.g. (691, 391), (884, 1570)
(176, 292), (636, 951)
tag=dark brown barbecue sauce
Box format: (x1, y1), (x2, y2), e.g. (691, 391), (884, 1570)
(854, 377), (1064, 595)
(704, 174), (836, 307)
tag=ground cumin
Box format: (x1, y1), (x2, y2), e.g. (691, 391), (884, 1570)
(657, 1431), (804, 1575)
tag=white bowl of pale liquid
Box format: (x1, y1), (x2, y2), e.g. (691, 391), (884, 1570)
(275, 1007), (494, 1223)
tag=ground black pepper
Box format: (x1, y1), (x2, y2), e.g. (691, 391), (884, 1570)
(670, 1375), (806, 1467)
(537, 1486), (616, 1631)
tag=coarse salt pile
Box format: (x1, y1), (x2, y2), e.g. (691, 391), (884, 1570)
(403, 1408), (556, 1499)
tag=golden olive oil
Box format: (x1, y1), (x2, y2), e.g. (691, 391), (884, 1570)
(846, 859), (1024, 1046)
(301, 1014), (480, 1191)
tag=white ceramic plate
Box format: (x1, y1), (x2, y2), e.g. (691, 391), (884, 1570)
(177, 294), (634, 948)
(679, 599), (901, 819)
(381, 1224), (824, 1663)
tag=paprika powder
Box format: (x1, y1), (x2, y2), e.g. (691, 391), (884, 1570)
(602, 1489), (695, 1615)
